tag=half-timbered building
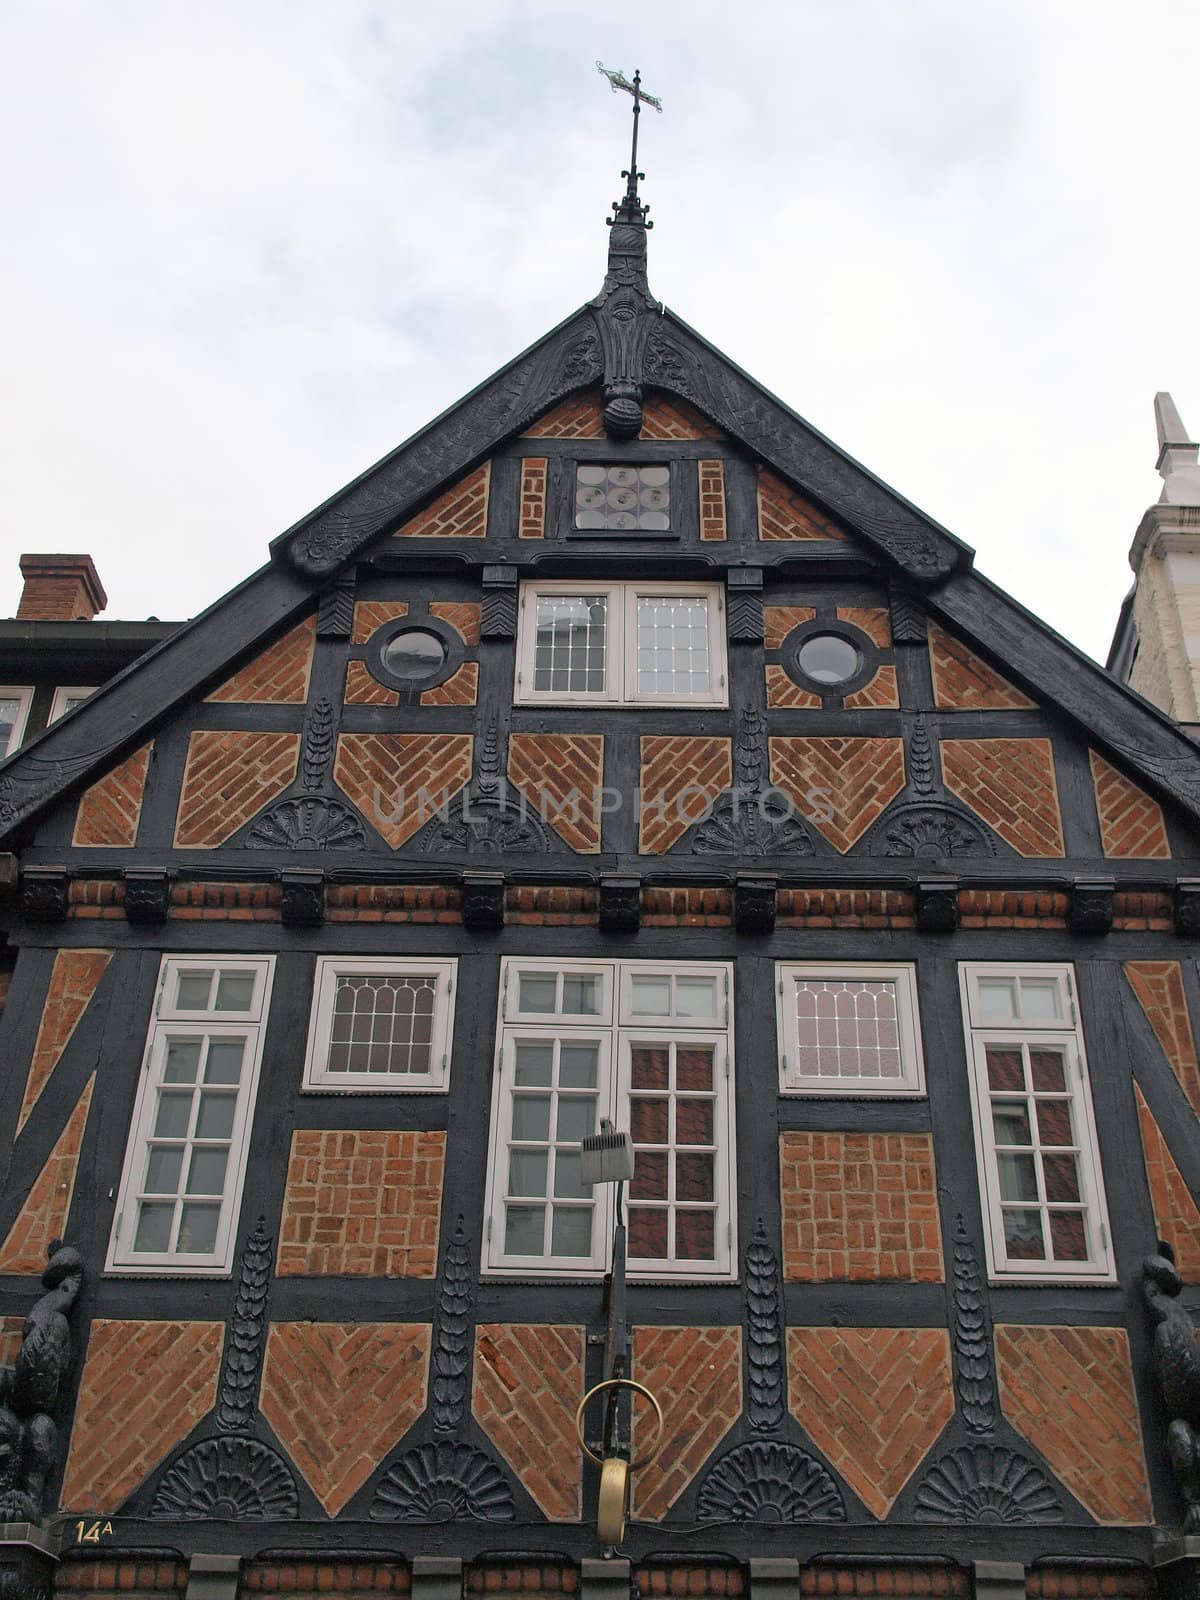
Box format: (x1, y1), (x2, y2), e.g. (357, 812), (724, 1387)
(2, 138), (1200, 1600)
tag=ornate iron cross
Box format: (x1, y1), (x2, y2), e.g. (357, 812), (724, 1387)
(596, 62), (662, 213)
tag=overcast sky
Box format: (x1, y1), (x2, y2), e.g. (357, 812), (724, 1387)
(4, 1), (1199, 664)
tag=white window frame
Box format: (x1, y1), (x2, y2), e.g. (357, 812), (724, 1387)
(776, 962), (925, 1096)
(107, 955), (275, 1276)
(0, 687), (34, 758)
(959, 962), (1114, 1284)
(302, 956), (456, 1092)
(49, 686), (97, 723)
(514, 580), (727, 707)
(484, 958), (735, 1280)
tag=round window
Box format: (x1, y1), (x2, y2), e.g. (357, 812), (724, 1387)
(796, 633), (861, 685)
(380, 629), (447, 682)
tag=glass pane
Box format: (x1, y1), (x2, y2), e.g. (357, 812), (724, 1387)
(796, 634), (859, 685)
(144, 1147), (183, 1194)
(1018, 977), (1062, 1022)
(997, 1152), (1039, 1202)
(504, 1204), (545, 1255)
(328, 974), (436, 1076)
(163, 1040), (202, 1084)
(508, 1149), (548, 1197)
(551, 1208), (593, 1257)
(0, 698), (21, 752)
(534, 595), (607, 694)
(559, 1043), (599, 1088)
(675, 977), (718, 1019)
(518, 975), (557, 1013)
(792, 980), (902, 1080)
(555, 1096), (596, 1142)
(675, 1210), (716, 1261)
(631, 1045), (670, 1090)
(575, 464), (671, 531)
(630, 1097), (669, 1144)
(1002, 1208), (1046, 1260)
(1030, 1049), (1067, 1092)
(985, 1047), (1024, 1092)
(628, 1207), (668, 1258)
(631, 1149), (669, 1200)
(562, 975), (600, 1014)
(636, 596), (711, 695)
(176, 972), (213, 1010)
(630, 975), (671, 1016)
(204, 1040), (245, 1085)
(675, 1099), (715, 1145)
(194, 1093), (236, 1141)
(513, 1043), (554, 1086)
(1049, 1211), (1089, 1261)
(154, 1091), (193, 1139)
(178, 1203), (220, 1254)
(381, 629), (446, 681)
(991, 1101), (1031, 1146)
(1043, 1152), (1082, 1203)
(677, 1152), (715, 1202)
(511, 1095), (551, 1141)
(133, 1201), (174, 1253)
(676, 1046), (714, 1092)
(1035, 1100), (1074, 1146)
(553, 1150), (587, 1200)
(186, 1147), (230, 1196)
(976, 977), (1017, 1023)
(215, 972), (255, 1011)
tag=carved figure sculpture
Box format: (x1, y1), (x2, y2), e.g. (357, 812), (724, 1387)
(0, 1240), (84, 1520)
(1143, 1239), (1200, 1530)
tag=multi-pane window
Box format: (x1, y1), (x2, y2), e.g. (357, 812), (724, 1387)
(515, 582), (726, 706)
(484, 959), (734, 1278)
(575, 464), (670, 531)
(49, 686), (96, 722)
(959, 963), (1113, 1281)
(777, 963), (924, 1095)
(303, 957), (456, 1091)
(0, 688), (33, 758)
(108, 957), (274, 1274)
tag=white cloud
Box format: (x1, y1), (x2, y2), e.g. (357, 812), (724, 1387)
(2, 0), (1198, 664)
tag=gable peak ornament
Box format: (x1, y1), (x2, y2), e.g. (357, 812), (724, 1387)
(593, 63), (664, 440)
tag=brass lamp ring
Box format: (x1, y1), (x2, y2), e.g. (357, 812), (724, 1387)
(574, 1378), (665, 1471)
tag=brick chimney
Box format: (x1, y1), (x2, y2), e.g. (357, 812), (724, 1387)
(16, 554), (107, 621)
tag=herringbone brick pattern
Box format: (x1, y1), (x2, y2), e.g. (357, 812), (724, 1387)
(0, 1076), (94, 1273)
(836, 606), (893, 647)
(73, 742), (153, 847)
(395, 464), (490, 538)
(277, 1130), (444, 1278)
(631, 1327), (741, 1518)
(260, 1323), (430, 1516)
(787, 1327), (954, 1517)
(206, 616), (315, 703)
(473, 1324), (584, 1520)
(352, 600), (409, 644)
(508, 733), (605, 852)
(995, 1325), (1152, 1524)
(769, 737), (906, 852)
(1124, 961), (1200, 1116)
(174, 731), (300, 847)
(519, 458), (548, 537)
(780, 1133), (943, 1283)
(19, 949), (110, 1130)
(521, 392), (605, 438)
(344, 660), (398, 706)
(641, 395), (722, 439)
(1134, 1084), (1200, 1279)
(765, 665), (821, 708)
(763, 605), (816, 649)
(334, 733), (472, 849)
(844, 666), (900, 709)
(698, 460), (727, 540)
(60, 1320), (224, 1510)
(1090, 751), (1171, 858)
(429, 601), (482, 644)
(928, 623), (1035, 710)
(758, 470), (845, 540)
(421, 662), (478, 706)
(639, 736), (732, 853)
(941, 737), (1065, 856)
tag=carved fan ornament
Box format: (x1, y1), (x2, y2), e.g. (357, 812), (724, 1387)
(370, 1442), (514, 1523)
(153, 1437), (298, 1520)
(697, 1442), (844, 1523)
(245, 797), (366, 851)
(913, 1445), (1062, 1524)
(865, 803), (994, 860)
(689, 707), (815, 857)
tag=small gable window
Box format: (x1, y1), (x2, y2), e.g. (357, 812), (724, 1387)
(380, 630), (447, 683)
(0, 688), (33, 758)
(303, 957), (456, 1092)
(575, 464), (670, 531)
(777, 963), (925, 1096)
(796, 634), (860, 686)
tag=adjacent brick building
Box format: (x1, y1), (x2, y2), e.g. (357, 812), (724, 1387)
(1, 149), (1199, 1600)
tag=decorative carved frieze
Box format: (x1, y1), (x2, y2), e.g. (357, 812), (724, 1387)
(280, 869), (325, 928)
(915, 877), (959, 934)
(432, 1217), (472, 1437)
(950, 1215), (996, 1435)
(153, 1436), (298, 1520)
(123, 868), (169, 925)
(598, 876), (641, 932)
(1176, 879), (1200, 939)
(913, 1445), (1061, 1524)
(316, 576), (356, 639)
(462, 871), (505, 929)
(745, 1222), (785, 1434)
(697, 1441), (844, 1523)
(726, 570), (764, 644)
(216, 1219), (273, 1434)
(245, 797), (366, 852)
(370, 1441), (515, 1523)
(481, 569), (519, 641)
(909, 717), (937, 795)
(1069, 877), (1115, 938)
(889, 583), (928, 644)
(735, 873), (777, 934)
(19, 868), (68, 924)
(301, 699), (336, 791)
(866, 803), (994, 860)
